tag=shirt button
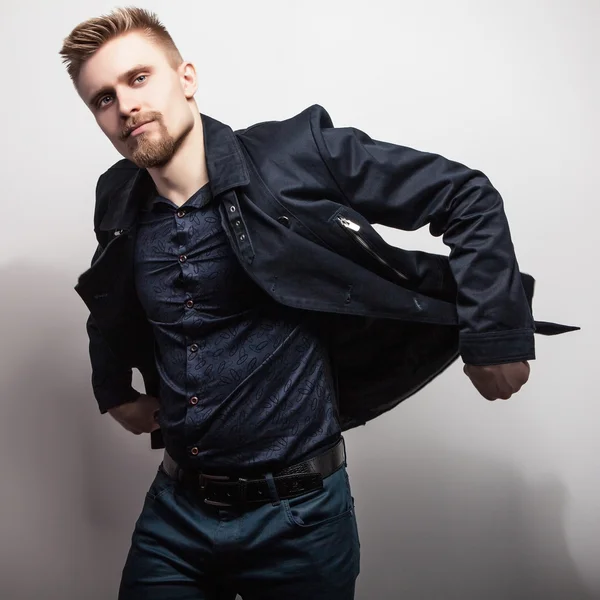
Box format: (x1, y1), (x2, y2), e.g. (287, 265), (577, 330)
(234, 219), (242, 227)
(190, 447), (199, 456)
(190, 396), (199, 405)
(190, 343), (199, 353)
(185, 299), (194, 309)
(239, 234), (246, 241)
(229, 205), (236, 213)
(177, 210), (186, 218)
(179, 254), (187, 263)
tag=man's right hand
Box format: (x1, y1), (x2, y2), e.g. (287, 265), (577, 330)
(108, 394), (161, 435)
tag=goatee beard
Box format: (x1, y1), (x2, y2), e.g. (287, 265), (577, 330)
(129, 120), (177, 168)
(131, 133), (177, 169)
(125, 117), (191, 170)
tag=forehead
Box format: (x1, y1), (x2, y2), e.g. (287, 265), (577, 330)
(77, 32), (168, 99)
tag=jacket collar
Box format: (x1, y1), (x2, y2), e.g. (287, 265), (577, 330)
(98, 112), (250, 231)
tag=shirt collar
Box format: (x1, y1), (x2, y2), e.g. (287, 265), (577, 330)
(142, 181), (212, 212)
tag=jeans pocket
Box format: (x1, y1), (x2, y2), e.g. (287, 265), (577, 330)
(283, 466), (354, 529)
(145, 464), (175, 502)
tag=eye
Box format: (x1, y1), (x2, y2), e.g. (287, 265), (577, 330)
(95, 74), (148, 109)
(98, 95), (112, 108)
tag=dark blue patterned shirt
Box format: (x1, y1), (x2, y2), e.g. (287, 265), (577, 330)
(133, 182), (341, 474)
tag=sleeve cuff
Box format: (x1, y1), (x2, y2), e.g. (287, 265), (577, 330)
(459, 328), (535, 366)
(96, 386), (142, 414)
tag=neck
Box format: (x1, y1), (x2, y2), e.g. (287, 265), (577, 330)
(147, 110), (208, 207)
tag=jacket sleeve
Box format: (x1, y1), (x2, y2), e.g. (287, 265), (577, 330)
(87, 309), (142, 414)
(83, 198), (144, 412)
(83, 172), (143, 412)
(312, 111), (535, 366)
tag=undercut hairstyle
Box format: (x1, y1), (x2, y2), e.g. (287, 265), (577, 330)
(58, 6), (183, 86)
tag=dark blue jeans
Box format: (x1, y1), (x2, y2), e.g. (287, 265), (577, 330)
(118, 462), (361, 599)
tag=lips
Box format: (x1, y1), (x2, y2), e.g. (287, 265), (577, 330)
(128, 120), (153, 137)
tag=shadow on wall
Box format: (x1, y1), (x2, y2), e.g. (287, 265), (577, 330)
(349, 427), (598, 600)
(0, 262), (160, 600)
(0, 262), (594, 600)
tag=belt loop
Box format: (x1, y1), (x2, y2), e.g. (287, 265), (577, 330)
(341, 435), (347, 467)
(264, 473), (280, 507)
(239, 478), (248, 504)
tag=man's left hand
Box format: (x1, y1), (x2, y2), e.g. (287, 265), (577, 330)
(463, 361), (530, 401)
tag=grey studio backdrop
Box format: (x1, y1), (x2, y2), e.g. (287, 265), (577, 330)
(0, 1), (598, 599)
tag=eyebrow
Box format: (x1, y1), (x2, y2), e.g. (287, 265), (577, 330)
(88, 64), (153, 107)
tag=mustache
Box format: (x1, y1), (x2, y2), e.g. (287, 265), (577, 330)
(121, 113), (161, 140)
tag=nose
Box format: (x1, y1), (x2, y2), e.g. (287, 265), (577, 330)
(117, 88), (142, 121)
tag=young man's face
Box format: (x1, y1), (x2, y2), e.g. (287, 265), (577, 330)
(77, 31), (197, 169)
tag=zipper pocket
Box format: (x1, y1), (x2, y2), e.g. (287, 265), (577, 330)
(336, 216), (409, 281)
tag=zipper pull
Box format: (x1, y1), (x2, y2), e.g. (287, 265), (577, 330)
(338, 216), (361, 232)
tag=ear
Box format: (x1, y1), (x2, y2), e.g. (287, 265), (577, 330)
(179, 61), (198, 99)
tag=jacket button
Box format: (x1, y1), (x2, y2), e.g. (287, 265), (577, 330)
(190, 447), (199, 456)
(190, 396), (199, 405)
(185, 299), (194, 309)
(277, 215), (290, 227)
(179, 254), (187, 263)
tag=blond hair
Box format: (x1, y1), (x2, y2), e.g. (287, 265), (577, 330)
(58, 6), (183, 86)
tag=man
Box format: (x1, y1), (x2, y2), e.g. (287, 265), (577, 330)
(59, 6), (576, 600)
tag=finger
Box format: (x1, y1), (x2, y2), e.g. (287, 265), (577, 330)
(498, 382), (514, 399)
(482, 384), (503, 401)
(147, 410), (161, 432)
(512, 373), (528, 392)
(139, 415), (161, 434)
(479, 386), (498, 401)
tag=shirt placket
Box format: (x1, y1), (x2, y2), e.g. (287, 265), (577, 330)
(174, 205), (202, 459)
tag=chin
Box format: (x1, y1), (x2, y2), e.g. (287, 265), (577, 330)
(132, 153), (173, 170)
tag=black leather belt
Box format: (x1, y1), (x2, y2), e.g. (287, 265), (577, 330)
(162, 437), (346, 507)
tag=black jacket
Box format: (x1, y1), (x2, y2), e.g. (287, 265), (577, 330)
(74, 105), (577, 448)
